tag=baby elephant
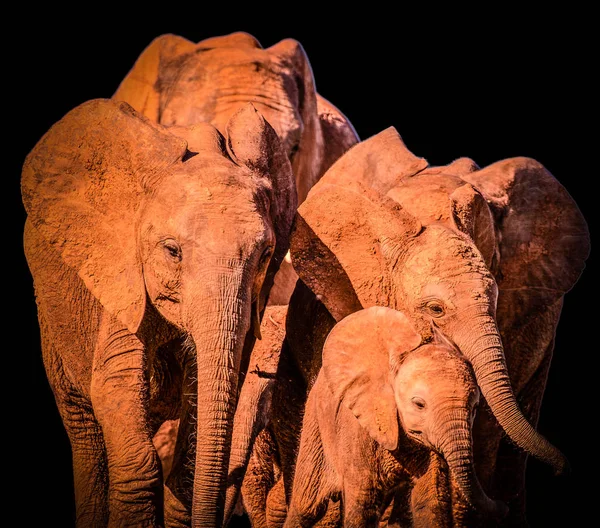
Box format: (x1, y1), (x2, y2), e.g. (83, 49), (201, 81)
(285, 306), (507, 527)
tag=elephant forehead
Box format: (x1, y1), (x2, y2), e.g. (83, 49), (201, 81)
(159, 48), (299, 137)
(143, 168), (270, 244)
(403, 226), (491, 278)
(155, 156), (267, 203)
(387, 173), (464, 224)
(398, 351), (476, 395)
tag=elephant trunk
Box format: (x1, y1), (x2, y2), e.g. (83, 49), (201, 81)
(223, 369), (274, 525)
(454, 308), (569, 475)
(189, 266), (252, 527)
(437, 408), (507, 518)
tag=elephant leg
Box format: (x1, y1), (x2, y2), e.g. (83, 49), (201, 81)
(242, 427), (279, 528)
(226, 304), (285, 526)
(342, 483), (380, 528)
(379, 482), (412, 528)
(493, 339), (555, 527)
(164, 486), (190, 528)
(38, 312), (109, 528)
(164, 359), (196, 526)
(314, 499), (342, 528)
(284, 414), (331, 528)
(270, 340), (309, 502)
(90, 317), (163, 527)
(472, 402), (504, 492)
(53, 368), (109, 527)
(265, 476), (287, 528)
(450, 476), (495, 528)
(411, 453), (452, 528)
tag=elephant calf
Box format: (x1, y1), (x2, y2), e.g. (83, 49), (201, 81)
(285, 306), (507, 527)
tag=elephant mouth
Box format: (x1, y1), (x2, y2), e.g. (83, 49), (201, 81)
(408, 429), (422, 436)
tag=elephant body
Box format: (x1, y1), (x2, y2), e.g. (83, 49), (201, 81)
(246, 126), (589, 525)
(22, 99), (296, 527)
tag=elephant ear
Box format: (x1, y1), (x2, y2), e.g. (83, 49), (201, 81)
(318, 126), (428, 196)
(323, 306), (422, 450)
(267, 39), (325, 204)
(449, 182), (499, 271)
(22, 99), (188, 333)
(463, 157), (590, 400)
(291, 183), (421, 322)
(225, 104), (297, 310)
(315, 93), (360, 178)
(113, 34), (196, 121)
(463, 157), (590, 310)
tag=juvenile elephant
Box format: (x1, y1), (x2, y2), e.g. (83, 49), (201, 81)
(22, 99), (295, 527)
(260, 125), (589, 525)
(113, 31), (359, 305)
(286, 306), (507, 527)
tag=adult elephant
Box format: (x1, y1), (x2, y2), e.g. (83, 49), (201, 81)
(22, 99), (296, 527)
(264, 126), (589, 525)
(113, 30), (359, 305)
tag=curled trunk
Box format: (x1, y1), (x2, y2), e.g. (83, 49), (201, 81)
(454, 308), (569, 475)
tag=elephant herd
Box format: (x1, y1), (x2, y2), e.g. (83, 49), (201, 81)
(22, 32), (590, 527)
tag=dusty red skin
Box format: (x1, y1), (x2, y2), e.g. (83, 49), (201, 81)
(113, 35), (359, 523)
(113, 31), (359, 306)
(246, 125), (589, 526)
(22, 100), (296, 528)
(286, 307), (507, 527)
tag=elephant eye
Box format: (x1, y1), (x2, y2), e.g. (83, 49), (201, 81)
(162, 239), (182, 263)
(424, 300), (445, 318)
(412, 397), (426, 410)
(259, 246), (274, 268)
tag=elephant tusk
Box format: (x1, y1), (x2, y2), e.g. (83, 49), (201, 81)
(252, 301), (262, 340)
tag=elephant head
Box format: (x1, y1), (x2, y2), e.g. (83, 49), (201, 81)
(291, 127), (590, 476)
(113, 31), (358, 206)
(21, 99), (296, 526)
(322, 306), (507, 518)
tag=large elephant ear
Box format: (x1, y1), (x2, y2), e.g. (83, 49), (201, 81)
(113, 34), (196, 121)
(315, 93), (360, 177)
(225, 104), (297, 312)
(323, 306), (422, 450)
(291, 182), (421, 322)
(463, 157), (590, 309)
(226, 104), (297, 252)
(267, 39), (324, 204)
(318, 126), (428, 196)
(449, 182), (498, 271)
(22, 99), (188, 332)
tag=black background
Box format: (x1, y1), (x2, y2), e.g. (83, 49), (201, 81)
(12, 12), (594, 527)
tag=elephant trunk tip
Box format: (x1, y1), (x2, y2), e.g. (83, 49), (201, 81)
(553, 455), (572, 477)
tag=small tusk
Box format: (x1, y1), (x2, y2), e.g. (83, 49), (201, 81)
(252, 303), (262, 340)
(284, 250), (292, 264)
